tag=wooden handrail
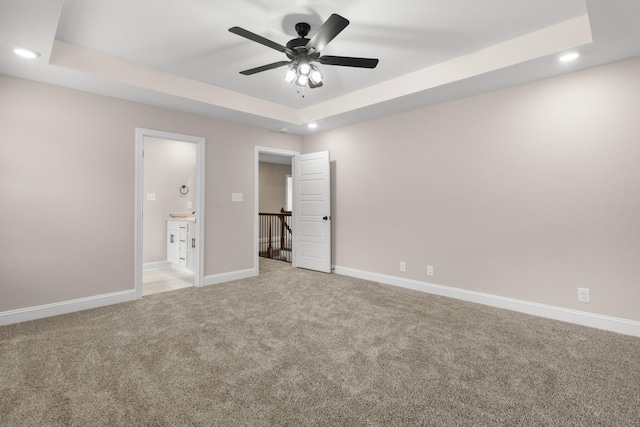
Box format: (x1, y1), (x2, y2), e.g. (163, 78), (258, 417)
(259, 210), (293, 262)
(259, 211), (292, 216)
(259, 211), (292, 234)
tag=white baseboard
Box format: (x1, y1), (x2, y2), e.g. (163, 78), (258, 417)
(1, 267), (255, 326)
(0, 290), (137, 327)
(143, 261), (172, 270)
(203, 268), (257, 286)
(334, 266), (640, 338)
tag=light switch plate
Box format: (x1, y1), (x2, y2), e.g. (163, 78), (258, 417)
(146, 192), (156, 201)
(232, 192), (243, 202)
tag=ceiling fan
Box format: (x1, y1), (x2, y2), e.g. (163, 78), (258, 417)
(229, 14), (379, 89)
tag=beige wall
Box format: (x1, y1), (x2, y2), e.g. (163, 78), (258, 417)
(259, 162), (291, 213)
(303, 56), (640, 322)
(143, 137), (196, 263)
(0, 74), (302, 312)
(2, 56), (639, 323)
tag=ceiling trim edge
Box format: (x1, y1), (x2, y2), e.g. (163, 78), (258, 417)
(45, 14), (592, 127)
(49, 40), (300, 124)
(298, 15), (593, 124)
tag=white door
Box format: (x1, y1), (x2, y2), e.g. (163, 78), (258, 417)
(293, 151), (331, 273)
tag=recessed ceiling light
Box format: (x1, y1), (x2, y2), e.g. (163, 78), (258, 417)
(559, 52), (579, 62)
(14, 48), (41, 59)
(308, 123), (318, 129)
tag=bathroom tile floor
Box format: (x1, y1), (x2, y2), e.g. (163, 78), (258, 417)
(142, 267), (194, 296)
(142, 259), (290, 296)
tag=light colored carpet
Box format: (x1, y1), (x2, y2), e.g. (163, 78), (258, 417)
(1, 265), (639, 426)
(259, 257), (293, 274)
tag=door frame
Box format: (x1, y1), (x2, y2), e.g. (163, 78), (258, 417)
(254, 146), (299, 274)
(135, 128), (206, 299)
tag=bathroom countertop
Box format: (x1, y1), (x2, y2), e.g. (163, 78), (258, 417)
(166, 212), (196, 222)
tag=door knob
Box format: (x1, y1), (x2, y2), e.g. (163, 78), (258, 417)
(322, 216), (330, 220)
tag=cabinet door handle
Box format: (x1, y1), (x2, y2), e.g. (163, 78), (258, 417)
(192, 238), (196, 248)
(170, 234), (175, 243)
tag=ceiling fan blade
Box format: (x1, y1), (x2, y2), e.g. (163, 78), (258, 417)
(229, 26), (291, 54)
(318, 55), (379, 68)
(306, 14), (349, 53)
(309, 80), (323, 89)
(239, 61), (292, 75)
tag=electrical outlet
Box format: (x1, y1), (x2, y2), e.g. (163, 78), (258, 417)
(427, 265), (434, 277)
(578, 288), (590, 303)
(400, 262), (406, 272)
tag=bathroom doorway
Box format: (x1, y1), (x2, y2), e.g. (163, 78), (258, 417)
(135, 129), (205, 299)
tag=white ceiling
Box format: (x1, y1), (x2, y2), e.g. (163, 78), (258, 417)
(1, 0), (640, 134)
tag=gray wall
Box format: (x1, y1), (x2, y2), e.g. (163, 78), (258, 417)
(2, 54), (639, 324)
(259, 162), (291, 213)
(0, 74), (302, 312)
(303, 56), (640, 322)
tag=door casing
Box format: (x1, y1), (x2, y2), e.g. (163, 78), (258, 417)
(135, 128), (205, 298)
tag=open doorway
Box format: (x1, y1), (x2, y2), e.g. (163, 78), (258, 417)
(135, 129), (205, 299)
(142, 137), (195, 295)
(254, 146), (299, 275)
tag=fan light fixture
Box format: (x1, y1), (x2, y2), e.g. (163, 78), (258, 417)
(284, 62), (323, 88)
(309, 68), (322, 85)
(284, 66), (297, 83)
(298, 62), (311, 75)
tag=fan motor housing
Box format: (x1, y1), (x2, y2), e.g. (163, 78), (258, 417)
(285, 22), (312, 59)
(286, 37), (310, 59)
(295, 22), (311, 37)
